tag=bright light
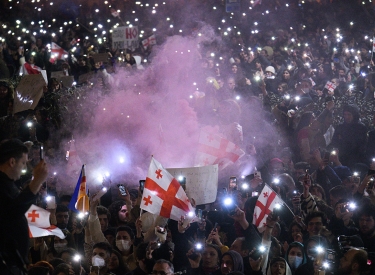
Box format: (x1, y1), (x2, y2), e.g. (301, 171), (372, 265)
(119, 157), (125, 163)
(274, 203), (281, 209)
(187, 211), (194, 218)
(78, 212), (85, 219)
(259, 245), (266, 252)
(273, 178), (280, 184)
(178, 176), (184, 181)
(316, 246), (324, 253)
(241, 183), (249, 190)
(46, 196), (52, 201)
(223, 197), (233, 206)
(196, 243), (203, 249)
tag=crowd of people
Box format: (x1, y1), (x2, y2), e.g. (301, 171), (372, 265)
(1, 0), (375, 275)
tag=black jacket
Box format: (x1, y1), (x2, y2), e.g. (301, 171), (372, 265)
(0, 171), (37, 267)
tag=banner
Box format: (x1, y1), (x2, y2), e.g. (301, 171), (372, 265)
(112, 26), (139, 51)
(13, 74), (46, 114)
(167, 165), (218, 205)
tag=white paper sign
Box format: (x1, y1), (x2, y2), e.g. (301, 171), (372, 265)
(167, 164), (218, 205)
(13, 74), (45, 114)
(112, 26), (139, 51)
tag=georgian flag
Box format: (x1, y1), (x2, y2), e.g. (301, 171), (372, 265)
(140, 158), (194, 221)
(324, 81), (337, 93)
(253, 185), (284, 232)
(195, 130), (245, 170)
(142, 35), (156, 49)
(50, 42), (68, 63)
(26, 204), (65, 239)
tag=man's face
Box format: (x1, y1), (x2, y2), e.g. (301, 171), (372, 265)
(221, 255), (234, 275)
(98, 214), (109, 232)
(231, 65), (238, 74)
(10, 153), (28, 181)
(152, 262), (173, 275)
(359, 215), (375, 237)
(339, 70), (346, 78)
(93, 247), (110, 264)
(307, 217), (323, 236)
(56, 211), (69, 229)
(227, 79), (235, 90)
(339, 249), (356, 274)
(271, 261), (286, 275)
(343, 111), (354, 124)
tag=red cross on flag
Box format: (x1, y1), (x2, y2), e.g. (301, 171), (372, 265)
(140, 157), (195, 221)
(324, 81), (337, 93)
(252, 184), (284, 232)
(26, 204), (65, 239)
(195, 130), (245, 170)
(142, 35), (156, 49)
(50, 42), (68, 63)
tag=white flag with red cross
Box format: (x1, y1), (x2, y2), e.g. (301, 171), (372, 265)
(142, 35), (156, 49)
(50, 42), (68, 63)
(324, 81), (337, 93)
(26, 204), (65, 239)
(140, 157), (195, 221)
(252, 184), (284, 232)
(195, 130), (245, 170)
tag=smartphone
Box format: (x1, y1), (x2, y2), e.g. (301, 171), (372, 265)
(117, 184), (127, 196)
(229, 176), (237, 190)
(367, 178), (375, 190)
(252, 191), (259, 197)
(197, 209), (203, 220)
(139, 180), (145, 193)
(40, 143), (44, 160)
(254, 171), (262, 179)
(250, 246), (265, 260)
(368, 169), (375, 176)
(323, 151), (330, 161)
(46, 196), (56, 209)
(213, 222), (218, 231)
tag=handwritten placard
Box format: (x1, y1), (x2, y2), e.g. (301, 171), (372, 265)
(93, 53), (109, 64)
(13, 74), (45, 114)
(167, 164), (218, 205)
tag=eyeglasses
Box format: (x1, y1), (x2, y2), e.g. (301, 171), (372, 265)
(151, 271), (172, 275)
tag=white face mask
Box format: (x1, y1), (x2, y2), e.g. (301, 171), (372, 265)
(288, 255), (303, 269)
(116, 240), (131, 252)
(54, 243), (67, 254)
(92, 255), (106, 267)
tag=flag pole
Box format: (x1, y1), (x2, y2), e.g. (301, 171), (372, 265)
(264, 184), (295, 217)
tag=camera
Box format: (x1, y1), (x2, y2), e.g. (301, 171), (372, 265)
(367, 177), (375, 190)
(188, 243), (204, 260)
(117, 184), (127, 196)
(250, 245), (266, 260)
(341, 202), (356, 213)
(178, 176), (186, 190)
(223, 197), (237, 216)
(139, 180), (145, 193)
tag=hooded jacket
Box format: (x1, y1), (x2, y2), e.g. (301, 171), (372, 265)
(221, 250), (244, 274)
(285, 242), (307, 273)
(266, 257), (292, 275)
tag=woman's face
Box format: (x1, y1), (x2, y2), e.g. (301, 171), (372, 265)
(288, 247), (303, 258)
(271, 261), (286, 275)
(283, 70), (290, 79)
(118, 205), (128, 222)
(108, 253), (120, 270)
(202, 247), (219, 268)
(220, 255), (233, 275)
(291, 225), (302, 240)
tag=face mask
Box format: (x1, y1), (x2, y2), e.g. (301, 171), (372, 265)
(54, 243), (67, 254)
(92, 255), (106, 267)
(288, 255), (303, 269)
(116, 240), (131, 252)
